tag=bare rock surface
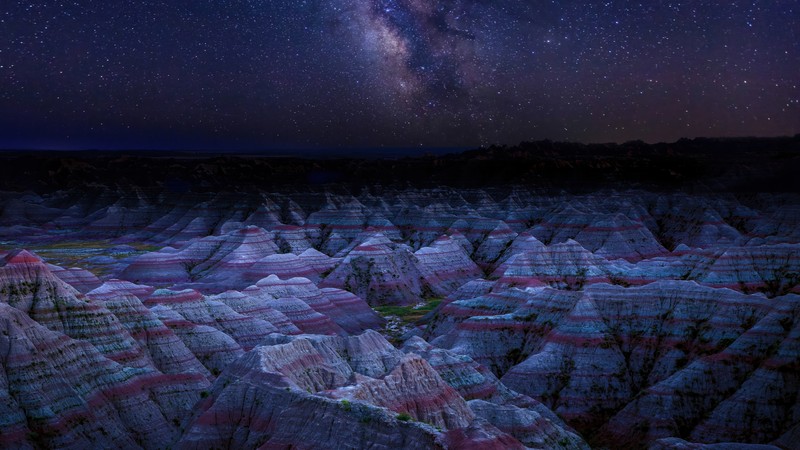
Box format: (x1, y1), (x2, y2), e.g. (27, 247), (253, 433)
(0, 302), (207, 449)
(177, 331), (537, 449)
(1, 152), (800, 450)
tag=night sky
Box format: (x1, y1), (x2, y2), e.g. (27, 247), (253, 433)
(1, 1), (798, 149)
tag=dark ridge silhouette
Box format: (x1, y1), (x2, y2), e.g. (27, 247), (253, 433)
(1, 136), (797, 193)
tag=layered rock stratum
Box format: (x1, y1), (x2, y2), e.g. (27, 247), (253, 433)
(1, 139), (798, 449)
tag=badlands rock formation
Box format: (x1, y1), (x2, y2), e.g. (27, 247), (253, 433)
(1, 143), (799, 449)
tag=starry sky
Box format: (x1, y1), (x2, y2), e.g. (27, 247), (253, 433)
(1, 1), (798, 149)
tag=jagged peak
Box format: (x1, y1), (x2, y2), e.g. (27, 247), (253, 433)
(256, 252), (300, 263)
(299, 247), (329, 258)
(255, 273), (314, 287)
(555, 238), (595, 254)
(146, 288), (204, 303)
(234, 224), (268, 236)
(2, 249), (43, 266)
(86, 279), (154, 299)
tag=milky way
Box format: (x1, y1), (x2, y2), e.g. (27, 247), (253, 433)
(1, 1), (798, 148)
(354, 0), (481, 101)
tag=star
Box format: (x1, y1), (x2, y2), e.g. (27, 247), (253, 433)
(0, 0), (796, 149)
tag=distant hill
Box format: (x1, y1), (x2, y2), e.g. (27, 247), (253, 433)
(0, 136), (797, 192)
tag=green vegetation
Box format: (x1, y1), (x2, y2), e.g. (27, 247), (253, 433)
(340, 399), (352, 411)
(396, 412), (412, 422)
(1, 239), (161, 278)
(373, 298), (442, 325)
(29, 239), (157, 256)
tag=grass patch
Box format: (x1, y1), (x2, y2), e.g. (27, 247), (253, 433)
(373, 298), (442, 325)
(2, 238), (161, 278)
(36, 239), (114, 249)
(34, 240), (159, 254)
